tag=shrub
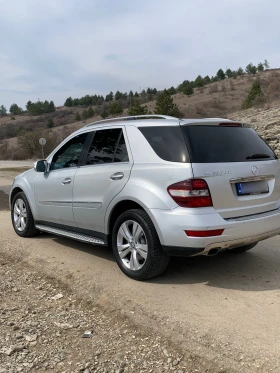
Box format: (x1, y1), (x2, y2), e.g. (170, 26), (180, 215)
(243, 80), (263, 109)
(75, 112), (81, 121)
(154, 89), (181, 117)
(46, 118), (54, 128)
(128, 100), (148, 116)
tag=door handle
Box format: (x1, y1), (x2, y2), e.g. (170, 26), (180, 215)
(62, 178), (72, 185)
(110, 172), (124, 180)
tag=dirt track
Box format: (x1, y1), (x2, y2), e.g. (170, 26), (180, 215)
(1, 174), (280, 372)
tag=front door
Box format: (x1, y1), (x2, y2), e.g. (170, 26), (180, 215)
(73, 127), (133, 233)
(34, 132), (88, 226)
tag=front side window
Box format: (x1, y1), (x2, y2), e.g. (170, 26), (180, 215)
(51, 133), (88, 170)
(86, 128), (129, 165)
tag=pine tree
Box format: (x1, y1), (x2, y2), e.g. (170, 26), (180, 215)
(0, 105), (7, 116)
(105, 91), (114, 101)
(242, 80), (263, 109)
(82, 110), (89, 120)
(183, 83), (193, 96)
(194, 75), (204, 87)
(245, 63), (257, 74)
(154, 90), (181, 117)
(75, 112), (81, 121)
(101, 110), (109, 119)
(115, 91), (122, 100)
(168, 86), (176, 95)
(237, 67), (245, 76)
(128, 100), (148, 116)
(9, 103), (23, 115)
(48, 101), (55, 112)
(64, 97), (73, 107)
(73, 98), (80, 106)
(110, 102), (123, 116)
(46, 118), (54, 128)
(26, 101), (32, 111)
(87, 106), (94, 118)
(217, 69), (226, 80)
(225, 69), (233, 78)
(203, 76), (211, 85)
(43, 100), (50, 113)
(257, 62), (264, 72)
(264, 59), (270, 69)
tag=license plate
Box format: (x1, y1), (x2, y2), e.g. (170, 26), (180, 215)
(236, 181), (269, 196)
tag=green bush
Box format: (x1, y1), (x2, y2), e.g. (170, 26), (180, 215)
(243, 80), (263, 109)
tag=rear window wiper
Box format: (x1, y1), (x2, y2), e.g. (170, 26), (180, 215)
(246, 153), (271, 159)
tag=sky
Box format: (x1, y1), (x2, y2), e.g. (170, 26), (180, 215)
(1, 0), (280, 110)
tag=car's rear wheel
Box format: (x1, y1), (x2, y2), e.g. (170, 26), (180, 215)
(228, 242), (258, 254)
(112, 209), (170, 280)
(11, 192), (39, 237)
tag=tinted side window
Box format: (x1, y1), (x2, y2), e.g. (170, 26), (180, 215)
(139, 126), (189, 163)
(114, 132), (129, 163)
(86, 128), (128, 165)
(51, 133), (88, 170)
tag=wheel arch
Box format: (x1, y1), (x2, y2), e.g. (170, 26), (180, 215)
(106, 198), (164, 244)
(10, 187), (24, 208)
(10, 183), (37, 218)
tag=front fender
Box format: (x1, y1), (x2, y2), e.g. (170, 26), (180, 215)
(10, 170), (38, 218)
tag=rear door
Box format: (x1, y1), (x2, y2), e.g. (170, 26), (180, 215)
(73, 127), (133, 233)
(181, 124), (280, 218)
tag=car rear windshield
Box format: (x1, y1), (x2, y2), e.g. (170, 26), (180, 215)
(182, 125), (277, 163)
(139, 126), (190, 162)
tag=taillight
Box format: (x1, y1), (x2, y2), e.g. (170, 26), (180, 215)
(167, 179), (213, 208)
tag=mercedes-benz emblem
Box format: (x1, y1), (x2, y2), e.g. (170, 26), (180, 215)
(252, 165), (259, 176)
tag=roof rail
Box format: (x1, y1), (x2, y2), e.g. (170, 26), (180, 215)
(85, 115), (179, 127)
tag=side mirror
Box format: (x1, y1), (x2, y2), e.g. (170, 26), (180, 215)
(34, 160), (48, 173)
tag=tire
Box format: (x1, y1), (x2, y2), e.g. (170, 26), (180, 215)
(228, 242), (258, 254)
(112, 209), (170, 280)
(11, 192), (39, 237)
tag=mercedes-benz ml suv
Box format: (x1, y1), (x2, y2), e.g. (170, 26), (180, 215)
(10, 115), (280, 280)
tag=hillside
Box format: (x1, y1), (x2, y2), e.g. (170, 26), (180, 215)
(1, 69), (280, 159)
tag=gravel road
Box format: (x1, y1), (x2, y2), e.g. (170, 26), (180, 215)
(0, 161), (34, 169)
(0, 173), (280, 373)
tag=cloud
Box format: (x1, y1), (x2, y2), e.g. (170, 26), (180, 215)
(0, 0), (280, 109)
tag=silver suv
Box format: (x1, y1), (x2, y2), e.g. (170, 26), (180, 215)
(10, 115), (280, 280)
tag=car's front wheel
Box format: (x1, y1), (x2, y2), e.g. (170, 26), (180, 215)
(112, 209), (170, 280)
(11, 192), (39, 237)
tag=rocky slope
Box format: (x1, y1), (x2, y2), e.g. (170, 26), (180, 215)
(228, 106), (280, 156)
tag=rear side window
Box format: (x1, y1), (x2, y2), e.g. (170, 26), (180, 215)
(182, 126), (277, 163)
(86, 128), (129, 165)
(139, 126), (190, 163)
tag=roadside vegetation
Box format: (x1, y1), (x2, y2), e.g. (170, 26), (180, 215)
(2, 59), (280, 161)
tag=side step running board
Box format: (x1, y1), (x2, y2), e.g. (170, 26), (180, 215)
(35, 224), (105, 245)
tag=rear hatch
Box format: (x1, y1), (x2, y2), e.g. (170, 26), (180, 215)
(181, 122), (280, 219)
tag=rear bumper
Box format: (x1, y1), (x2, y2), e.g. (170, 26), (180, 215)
(149, 207), (280, 257)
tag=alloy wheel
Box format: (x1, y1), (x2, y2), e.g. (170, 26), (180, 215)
(117, 220), (148, 271)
